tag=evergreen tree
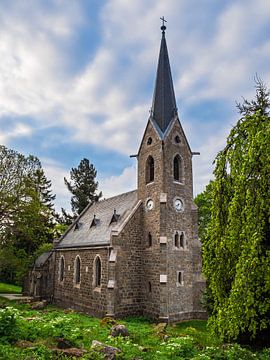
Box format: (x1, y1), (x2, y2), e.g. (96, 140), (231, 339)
(203, 79), (270, 343)
(0, 146), (57, 283)
(64, 158), (102, 216)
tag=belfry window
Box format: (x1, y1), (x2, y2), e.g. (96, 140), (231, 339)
(173, 155), (183, 182)
(174, 232), (180, 248)
(94, 256), (101, 287)
(178, 271), (183, 285)
(74, 256), (81, 284)
(146, 156), (154, 184)
(60, 256), (65, 282)
(148, 232), (152, 247)
(180, 233), (184, 248)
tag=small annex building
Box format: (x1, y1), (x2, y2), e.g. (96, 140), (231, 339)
(25, 24), (206, 322)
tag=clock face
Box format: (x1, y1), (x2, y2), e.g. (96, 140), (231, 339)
(174, 198), (184, 212)
(146, 199), (154, 211)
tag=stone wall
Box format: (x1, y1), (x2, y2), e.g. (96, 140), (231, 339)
(111, 203), (144, 317)
(53, 247), (109, 317)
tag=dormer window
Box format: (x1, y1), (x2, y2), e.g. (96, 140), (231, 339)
(90, 215), (100, 228)
(110, 209), (120, 225)
(74, 222), (83, 231)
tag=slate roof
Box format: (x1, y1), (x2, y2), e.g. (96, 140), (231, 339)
(56, 190), (138, 248)
(34, 251), (53, 267)
(151, 27), (178, 133)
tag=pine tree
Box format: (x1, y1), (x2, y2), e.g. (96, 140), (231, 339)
(64, 158), (102, 216)
(203, 79), (270, 343)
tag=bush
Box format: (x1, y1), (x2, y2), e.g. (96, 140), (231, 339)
(0, 307), (20, 344)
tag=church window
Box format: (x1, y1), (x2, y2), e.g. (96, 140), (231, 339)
(146, 156), (154, 184)
(180, 232), (184, 248)
(147, 137), (152, 145)
(148, 281), (152, 293)
(175, 135), (181, 143)
(177, 271), (183, 285)
(59, 256), (65, 282)
(148, 232), (152, 247)
(173, 155), (183, 182)
(74, 256), (81, 284)
(94, 256), (102, 287)
(174, 232), (180, 248)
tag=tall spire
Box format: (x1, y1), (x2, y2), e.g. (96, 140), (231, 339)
(151, 20), (177, 133)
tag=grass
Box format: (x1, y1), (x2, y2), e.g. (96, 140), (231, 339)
(0, 282), (22, 294)
(0, 297), (269, 359)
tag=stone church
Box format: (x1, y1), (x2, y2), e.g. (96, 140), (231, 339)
(25, 24), (206, 322)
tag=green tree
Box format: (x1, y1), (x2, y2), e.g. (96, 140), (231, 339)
(0, 146), (57, 284)
(194, 181), (213, 241)
(203, 79), (270, 343)
(64, 158), (102, 216)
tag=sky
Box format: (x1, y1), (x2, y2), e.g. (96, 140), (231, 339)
(0, 0), (270, 212)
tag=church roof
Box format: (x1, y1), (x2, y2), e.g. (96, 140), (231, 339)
(34, 251), (53, 267)
(56, 190), (138, 248)
(151, 25), (177, 133)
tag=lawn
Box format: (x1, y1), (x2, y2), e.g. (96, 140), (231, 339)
(0, 297), (269, 359)
(0, 282), (22, 294)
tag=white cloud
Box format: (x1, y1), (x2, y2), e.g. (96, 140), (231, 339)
(0, 122), (33, 145)
(0, 0), (269, 205)
(100, 165), (137, 199)
(41, 158), (71, 213)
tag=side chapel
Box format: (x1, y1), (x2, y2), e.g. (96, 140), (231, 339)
(25, 23), (206, 322)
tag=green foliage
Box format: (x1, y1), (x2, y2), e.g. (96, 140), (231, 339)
(194, 181), (214, 241)
(0, 301), (268, 359)
(0, 145), (58, 284)
(0, 306), (20, 343)
(64, 158), (102, 216)
(203, 79), (270, 342)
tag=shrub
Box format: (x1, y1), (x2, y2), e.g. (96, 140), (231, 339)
(0, 306), (20, 344)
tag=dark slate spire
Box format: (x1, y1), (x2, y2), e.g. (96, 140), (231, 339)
(151, 21), (177, 133)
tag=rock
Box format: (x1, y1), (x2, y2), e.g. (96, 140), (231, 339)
(110, 324), (129, 337)
(30, 300), (47, 310)
(154, 322), (167, 336)
(92, 340), (121, 360)
(56, 337), (73, 349)
(16, 340), (36, 349)
(52, 348), (87, 357)
(100, 316), (117, 326)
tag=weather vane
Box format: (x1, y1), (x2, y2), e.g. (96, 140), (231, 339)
(160, 16), (167, 33)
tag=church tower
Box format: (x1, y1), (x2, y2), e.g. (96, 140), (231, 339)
(137, 22), (205, 321)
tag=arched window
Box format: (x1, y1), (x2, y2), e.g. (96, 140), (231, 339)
(178, 271), (183, 285)
(60, 256), (65, 282)
(75, 256), (81, 284)
(146, 156), (154, 184)
(180, 233), (184, 248)
(95, 256), (101, 287)
(173, 155), (183, 182)
(174, 232), (180, 248)
(148, 232), (152, 247)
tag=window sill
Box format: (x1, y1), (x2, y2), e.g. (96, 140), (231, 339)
(74, 283), (80, 289)
(173, 180), (184, 185)
(93, 286), (102, 293)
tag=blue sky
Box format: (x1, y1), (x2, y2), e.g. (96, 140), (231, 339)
(1, 0), (270, 212)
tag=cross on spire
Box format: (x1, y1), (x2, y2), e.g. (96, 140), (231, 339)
(160, 16), (167, 33)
